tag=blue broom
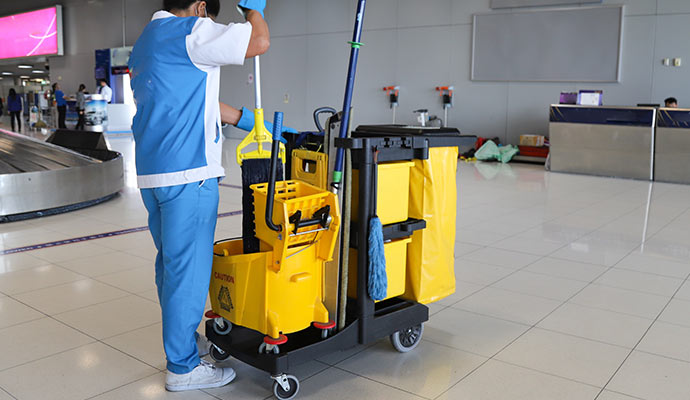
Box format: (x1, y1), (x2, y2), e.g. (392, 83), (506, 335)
(368, 152), (387, 300)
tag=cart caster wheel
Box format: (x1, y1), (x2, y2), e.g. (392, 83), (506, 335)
(390, 323), (424, 353)
(213, 318), (232, 336)
(260, 334), (287, 354)
(259, 343), (278, 354)
(272, 374), (299, 400)
(313, 321), (336, 340)
(210, 345), (231, 362)
(258, 342), (280, 354)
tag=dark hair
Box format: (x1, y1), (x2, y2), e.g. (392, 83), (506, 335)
(164, 0), (220, 17)
(79, 84), (86, 91)
(52, 83), (58, 93)
(8, 88), (16, 99)
(665, 97), (678, 105)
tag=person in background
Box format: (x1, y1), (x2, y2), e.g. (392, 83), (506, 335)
(75, 84), (87, 130)
(53, 83), (67, 129)
(0, 96), (4, 118)
(665, 97), (678, 108)
(98, 79), (113, 103)
(7, 89), (22, 132)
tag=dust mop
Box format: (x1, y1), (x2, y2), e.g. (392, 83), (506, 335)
(367, 152), (387, 300)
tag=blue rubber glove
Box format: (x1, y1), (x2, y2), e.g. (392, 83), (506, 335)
(237, 0), (266, 18)
(236, 107), (296, 143)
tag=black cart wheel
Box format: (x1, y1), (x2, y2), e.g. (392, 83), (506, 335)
(258, 342), (281, 355)
(213, 318), (232, 335)
(320, 328), (333, 340)
(273, 375), (299, 400)
(210, 345), (231, 362)
(390, 323), (424, 353)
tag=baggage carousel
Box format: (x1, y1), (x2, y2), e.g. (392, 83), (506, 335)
(0, 129), (124, 222)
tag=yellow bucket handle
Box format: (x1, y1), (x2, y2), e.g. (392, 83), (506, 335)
(236, 108), (286, 165)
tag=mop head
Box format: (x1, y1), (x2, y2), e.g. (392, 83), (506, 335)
(241, 158), (283, 254)
(367, 216), (387, 301)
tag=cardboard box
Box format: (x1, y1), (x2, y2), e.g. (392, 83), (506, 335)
(519, 135), (545, 147)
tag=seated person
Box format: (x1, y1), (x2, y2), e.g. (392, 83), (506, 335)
(665, 97), (678, 108)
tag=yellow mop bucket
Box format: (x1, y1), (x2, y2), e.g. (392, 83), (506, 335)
(209, 180), (340, 339)
(210, 239), (330, 339)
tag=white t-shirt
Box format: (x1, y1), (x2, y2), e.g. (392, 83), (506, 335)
(99, 85), (113, 103)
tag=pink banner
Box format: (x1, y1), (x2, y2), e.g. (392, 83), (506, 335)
(0, 7), (59, 60)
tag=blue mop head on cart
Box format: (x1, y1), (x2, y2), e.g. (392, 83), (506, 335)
(367, 152), (387, 301)
(368, 216), (387, 300)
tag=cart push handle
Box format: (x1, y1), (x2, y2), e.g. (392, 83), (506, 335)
(265, 112), (284, 232)
(313, 106), (337, 134)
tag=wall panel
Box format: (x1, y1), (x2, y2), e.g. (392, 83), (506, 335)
(0, 0), (677, 142)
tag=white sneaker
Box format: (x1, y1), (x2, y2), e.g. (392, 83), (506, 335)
(165, 360), (236, 392)
(196, 333), (210, 357)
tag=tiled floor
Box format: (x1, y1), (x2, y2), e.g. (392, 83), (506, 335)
(1, 133), (690, 399)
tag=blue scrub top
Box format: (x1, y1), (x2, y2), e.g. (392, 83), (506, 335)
(55, 90), (66, 106)
(129, 10), (251, 189)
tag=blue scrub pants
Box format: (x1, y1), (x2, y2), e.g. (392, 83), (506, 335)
(141, 179), (219, 374)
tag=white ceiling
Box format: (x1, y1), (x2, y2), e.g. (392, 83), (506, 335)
(0, 60), (51, 83)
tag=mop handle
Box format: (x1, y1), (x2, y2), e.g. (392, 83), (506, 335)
(254, 56), (262, 109)
(238, 3), (261, 111)
(265, 111), (283, 233)
(332, 0), (367, 190)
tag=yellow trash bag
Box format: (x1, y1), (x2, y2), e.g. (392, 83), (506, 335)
(403, 146), (458, 304)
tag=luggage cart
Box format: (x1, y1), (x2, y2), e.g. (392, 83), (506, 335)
(205, 129), (474, 399)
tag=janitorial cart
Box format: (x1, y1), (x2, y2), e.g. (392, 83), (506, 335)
(204, 1), (475, 399)
(206, 122), (471, 399)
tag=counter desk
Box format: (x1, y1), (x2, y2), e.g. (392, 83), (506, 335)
(549, 105), (656, 181)
(655, 108), (690, 184)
